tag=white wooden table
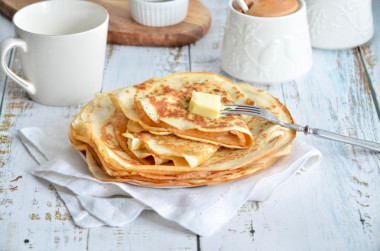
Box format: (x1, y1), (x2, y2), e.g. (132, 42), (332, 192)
(1, 1), (380, 250)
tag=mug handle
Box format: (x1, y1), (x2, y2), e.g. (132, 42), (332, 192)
(0, 38), (36, 95)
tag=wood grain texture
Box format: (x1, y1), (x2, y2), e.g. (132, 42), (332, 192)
(0, 11), (195, 250)
(102, 44), (190, 91)
(0, 0), (380, 250)
(191, 1), (380, 250)
(0, 52), (89, 250)
(0, 0), (211, 47)
(360, 0), (380, 113)
(88, 211), (197, 250)
(0, 13), (14, 108)
(279, 48), (380, 250)
(0, 0), (34, 18)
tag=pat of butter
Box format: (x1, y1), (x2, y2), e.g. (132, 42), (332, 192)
(122, 132), (142, 151)
(189, 91), (222, 118)
(128, 138), (142, 151)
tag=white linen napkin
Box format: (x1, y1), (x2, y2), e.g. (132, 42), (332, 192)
(18, 123), (322, 236)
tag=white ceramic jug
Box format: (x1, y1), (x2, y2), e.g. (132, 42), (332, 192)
(221, 0), (312, 84)
(305, 0), (374, 49)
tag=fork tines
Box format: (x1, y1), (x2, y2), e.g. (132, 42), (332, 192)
(222, 104), (261, 115)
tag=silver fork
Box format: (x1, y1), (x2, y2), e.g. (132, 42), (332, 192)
(222, 104), (380, 152)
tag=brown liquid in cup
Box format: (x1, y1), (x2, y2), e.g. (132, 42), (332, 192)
(234, 0), (298, 17)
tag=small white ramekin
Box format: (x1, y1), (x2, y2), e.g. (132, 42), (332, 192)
(130, 0), (189, 27)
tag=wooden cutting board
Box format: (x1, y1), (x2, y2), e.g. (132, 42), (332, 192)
(0, 0), (211, 47)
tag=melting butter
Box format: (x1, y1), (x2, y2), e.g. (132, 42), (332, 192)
(122, 132), (143, 150)
(189, 91), (222, 119)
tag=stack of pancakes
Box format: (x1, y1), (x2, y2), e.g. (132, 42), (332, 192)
(69, 72), (296, 187)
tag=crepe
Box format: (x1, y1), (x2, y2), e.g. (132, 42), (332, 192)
(70, 90), (221, 170)
(69, 72), (296, 187)
(113, 111), (219, 168)
(109, 76), (254, 148)
(69, 90), (142, 177)
(112, 111), (168, 165)
(84, 141), (292, 187)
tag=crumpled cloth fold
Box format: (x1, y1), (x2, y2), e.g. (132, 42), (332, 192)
(18, 123), (321, 236)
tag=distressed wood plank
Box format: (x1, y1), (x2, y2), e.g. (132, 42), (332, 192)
(192, 1), (380, 250)
(88, 211), (197, 251)
(200, 49), (380, 251)
(0, 14), (90, 247)
(359, 0), (380, 113)
(102, 44), (189, 91)
(0, 51), (89, 250)
(0, 10), (196, 249)
(279, 48), (380, 250)
(0, 13), (14, 110)
(1, 0), (380, 250)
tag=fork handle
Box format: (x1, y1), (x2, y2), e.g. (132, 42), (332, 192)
(305, 126), (380, 152)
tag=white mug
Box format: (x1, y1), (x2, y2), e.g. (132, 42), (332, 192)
(221, 0), (312, 84)
(0, 0), (109, 106)
(305, 0), (374, 49)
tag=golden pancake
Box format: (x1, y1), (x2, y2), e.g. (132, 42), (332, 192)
(109, 75), (254, 148)
(113, 111), (168, 165)
(85, 143), (291, 187)
(113, 111), (219, 168)
(69, 72), (296, 187)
